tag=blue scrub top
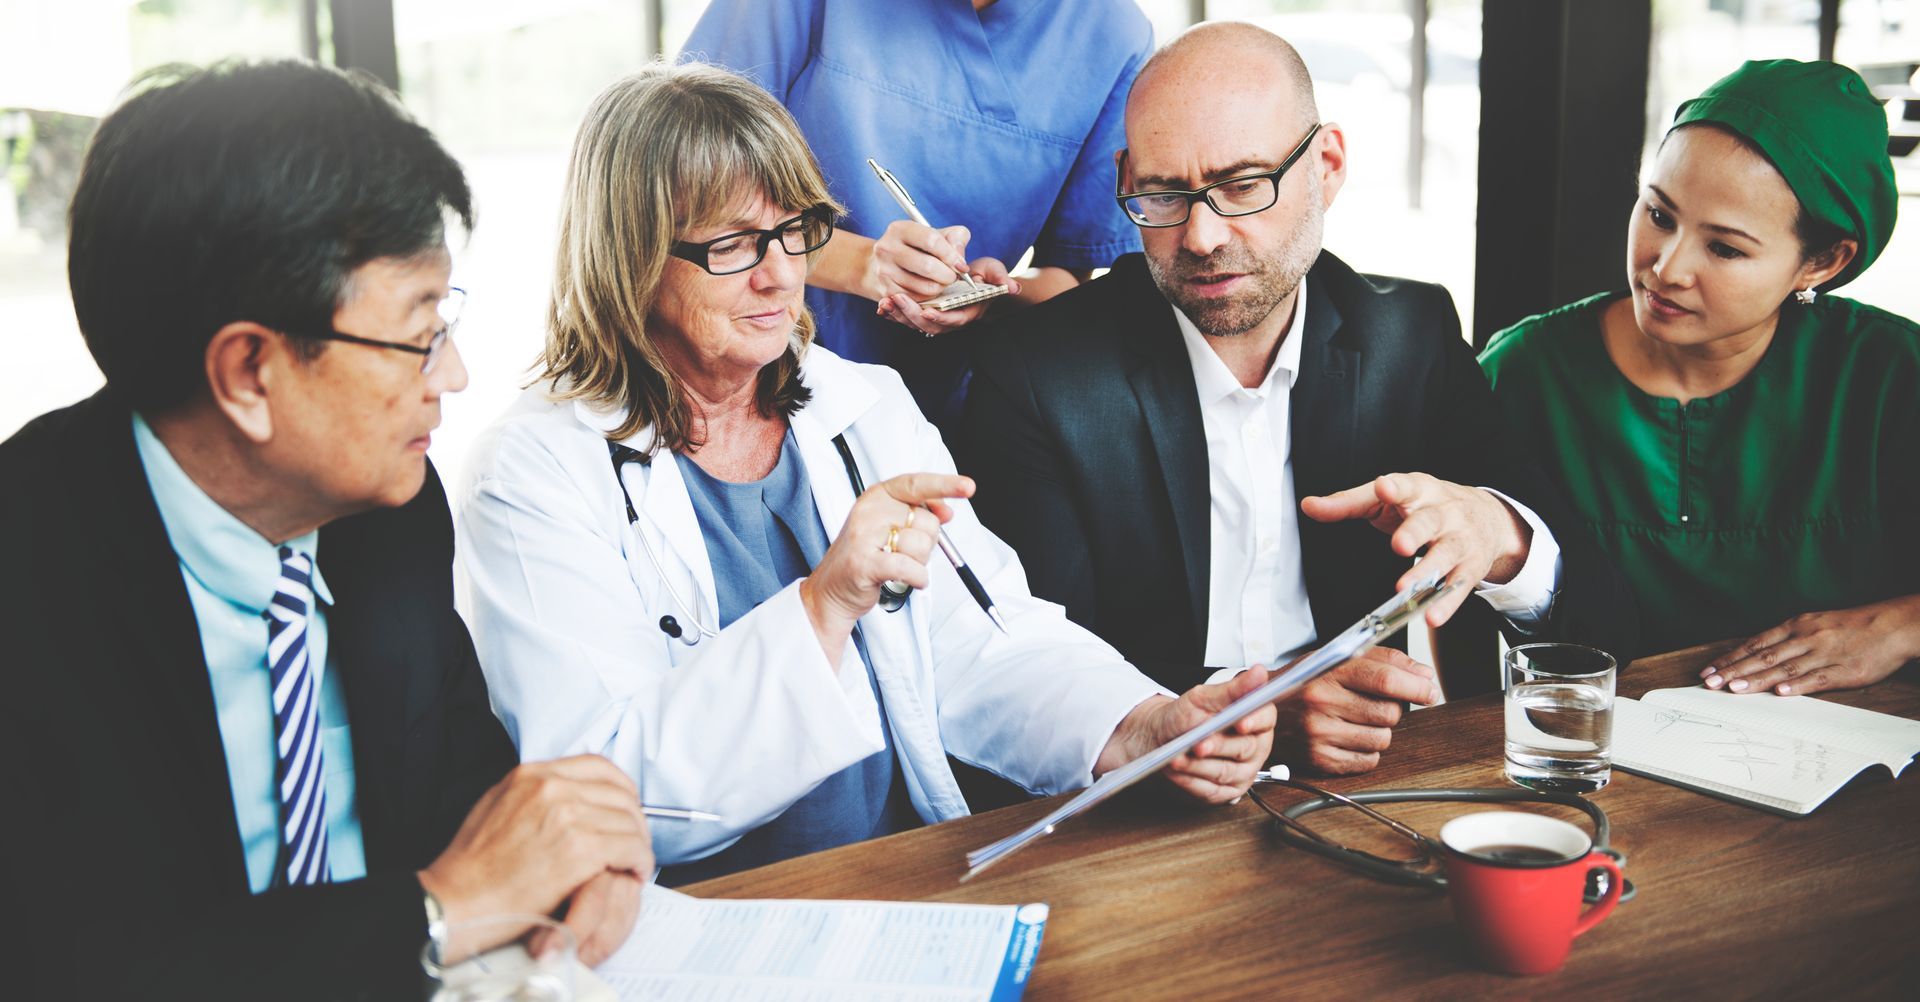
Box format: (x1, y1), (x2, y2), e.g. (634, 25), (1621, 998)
(660, 431), (920, 885)
(683, 0), (1151, 422)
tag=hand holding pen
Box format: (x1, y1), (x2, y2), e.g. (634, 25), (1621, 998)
(867, 157), (981, 292)
(864, 158), (1019, 336)
(800, 468), (1010, 671)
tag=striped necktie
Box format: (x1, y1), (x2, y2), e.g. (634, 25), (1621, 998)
(265, 546), (331, 886)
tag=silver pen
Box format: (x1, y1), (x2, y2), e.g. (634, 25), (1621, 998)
(934, 530), (1009, 635)
(865, 157), (982, 291)
(643, 806), (722, 822)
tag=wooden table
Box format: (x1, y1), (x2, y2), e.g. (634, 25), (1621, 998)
(682, 645), (1920, 998)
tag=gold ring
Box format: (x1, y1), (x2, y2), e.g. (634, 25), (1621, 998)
(884, 526), (900, 554)
(904, 508), (917, 530)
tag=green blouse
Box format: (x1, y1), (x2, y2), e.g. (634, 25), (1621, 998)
(1480, 292), (1920, 654)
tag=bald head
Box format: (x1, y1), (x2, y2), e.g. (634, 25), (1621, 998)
(1129, 21), (1318, 136)
(1116, 21), (1343, 345)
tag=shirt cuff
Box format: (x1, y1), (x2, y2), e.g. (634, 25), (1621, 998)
(1471, 488), (1562, 628)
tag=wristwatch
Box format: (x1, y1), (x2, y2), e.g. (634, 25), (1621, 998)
(422, 883), (447, 941)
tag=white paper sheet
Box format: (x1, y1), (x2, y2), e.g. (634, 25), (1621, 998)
(1641, 686), (1920, 775)
(1613, 697), (1884, 813)
(596, 888), (1048, 1001)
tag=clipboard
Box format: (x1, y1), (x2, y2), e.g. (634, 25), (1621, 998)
(961, 574), (1457, 881)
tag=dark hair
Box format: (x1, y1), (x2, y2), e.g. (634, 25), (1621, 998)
(67, 60), (474, 413)
(1793, 207), (1851, 265)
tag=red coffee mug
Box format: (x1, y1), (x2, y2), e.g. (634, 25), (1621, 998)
(1438, 811), (1623, 976)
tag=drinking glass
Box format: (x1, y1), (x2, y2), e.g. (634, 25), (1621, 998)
(1503, 643), (1616, 793)
(422, 914), (576, 1002)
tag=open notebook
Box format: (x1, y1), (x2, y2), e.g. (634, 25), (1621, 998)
(1613, 687), (1920, 816)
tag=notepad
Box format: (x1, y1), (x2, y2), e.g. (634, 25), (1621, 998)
(595, 887), (1048, 1001)
(923, 280), (1010, 312)
(1612, 686), (1920, 816)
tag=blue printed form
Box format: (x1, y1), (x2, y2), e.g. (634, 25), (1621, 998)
(598, 888), (1049, 1000)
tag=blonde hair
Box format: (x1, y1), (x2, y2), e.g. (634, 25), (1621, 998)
(541, 61), (842, 454)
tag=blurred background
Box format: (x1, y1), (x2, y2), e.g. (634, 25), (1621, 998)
(3, 0), (1916, 489)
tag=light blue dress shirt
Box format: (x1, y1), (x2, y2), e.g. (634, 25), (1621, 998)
(683, 0), (1151, 419)
(132, 414), (366, 892)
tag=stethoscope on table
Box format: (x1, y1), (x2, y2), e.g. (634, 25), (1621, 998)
(608, 434), (907, 646)
(1248, 771), (1635, 904)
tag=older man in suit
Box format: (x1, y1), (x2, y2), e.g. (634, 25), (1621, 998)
(0, 62), (651, 999)
(961, 22), (1637, 775)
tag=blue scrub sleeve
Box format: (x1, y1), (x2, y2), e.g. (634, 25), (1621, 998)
(1028, 30), (1152, 272)
(678, 0), (822, 98)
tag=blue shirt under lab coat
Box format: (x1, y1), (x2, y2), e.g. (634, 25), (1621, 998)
(660, 432), (919, 884)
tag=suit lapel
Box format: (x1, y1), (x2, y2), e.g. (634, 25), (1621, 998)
(79, 394), (251, 892)
(1290, 256), (1366, 641)
(326, 562), (408, 863)
(1290, 254), (1360, 502)
(1116, 262), (1212, 643)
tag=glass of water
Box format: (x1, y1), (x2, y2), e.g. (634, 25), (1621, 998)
(1504, 643), (1617, 793)
(422, 914), (576, 1002)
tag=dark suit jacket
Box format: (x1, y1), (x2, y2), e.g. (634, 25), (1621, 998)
(0, 390), (518, 1000)
(960, 252), (1638, 698)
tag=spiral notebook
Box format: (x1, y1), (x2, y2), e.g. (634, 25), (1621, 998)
(1612, 687), (1920, 816)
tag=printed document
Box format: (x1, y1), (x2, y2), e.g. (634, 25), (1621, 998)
(596, 887), (1049, 1001)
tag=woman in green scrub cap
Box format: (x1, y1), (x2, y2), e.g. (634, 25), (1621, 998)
(1480, 59), (1918, 697)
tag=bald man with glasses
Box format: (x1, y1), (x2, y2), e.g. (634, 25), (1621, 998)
(960, 22), (1638, 777)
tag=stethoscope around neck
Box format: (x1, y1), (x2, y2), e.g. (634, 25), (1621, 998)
(608, 434), (901, 647)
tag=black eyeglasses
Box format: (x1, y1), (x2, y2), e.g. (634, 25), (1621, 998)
(291, 287), (465, 375)
(669, 206), (836, 276)
(1116, 123), (1324, 228)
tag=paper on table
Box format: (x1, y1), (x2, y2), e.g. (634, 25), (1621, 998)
(963, 575), (1455, 880)
(1640, 687), (1920, 775)
(596, 887), (1049, 1002)
(1612, 698), (1885, 814)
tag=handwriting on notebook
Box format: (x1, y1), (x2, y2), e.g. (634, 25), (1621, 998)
(1615, 692), (1920, 815)
(1646, 708), (1833, 782)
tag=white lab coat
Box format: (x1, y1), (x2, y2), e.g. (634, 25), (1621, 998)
(454, 346), (1169, 866)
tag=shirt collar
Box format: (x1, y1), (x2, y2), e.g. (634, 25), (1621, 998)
(1173, 277), (1309, 405)
(131, 413), (331, 614)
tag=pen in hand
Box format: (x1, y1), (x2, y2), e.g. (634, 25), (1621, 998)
(934, 530), (1009, 635)
(830, 434), (1008, 635)
(866, 157), (982, 291)
(643, 806), (722, 822)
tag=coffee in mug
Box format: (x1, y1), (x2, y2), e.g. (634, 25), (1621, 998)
(1438, 811), (1623, 975)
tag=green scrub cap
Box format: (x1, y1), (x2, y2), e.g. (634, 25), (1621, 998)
(1671, 58), (1897, 290)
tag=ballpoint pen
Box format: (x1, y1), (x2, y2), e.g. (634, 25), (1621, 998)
(934, 530), (1010, 635)
(866, 157), (982, 291)
(643, 806), (722, 822)
(830, 435), (1009, 636)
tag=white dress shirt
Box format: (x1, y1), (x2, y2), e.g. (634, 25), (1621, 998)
(1174, 278), (1561, 670)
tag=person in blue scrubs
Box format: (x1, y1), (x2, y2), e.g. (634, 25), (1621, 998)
(682, 0), (1152, 423)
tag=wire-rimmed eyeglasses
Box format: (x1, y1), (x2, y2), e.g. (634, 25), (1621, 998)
(669, 205), (836, 276)
(1116, 123), (1324, 228)
(1249, 772), (1439, 877)
(290, 286), (465, 375)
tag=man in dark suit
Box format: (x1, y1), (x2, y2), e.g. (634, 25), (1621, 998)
(0, 62), (651, 999)
(962, 23), (1636, 775)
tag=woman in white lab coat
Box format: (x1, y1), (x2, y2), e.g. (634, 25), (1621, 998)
(456, 63), (1275, 881)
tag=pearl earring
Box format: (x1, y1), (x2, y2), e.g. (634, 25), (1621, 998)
(1793, 288), (1817, 305)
